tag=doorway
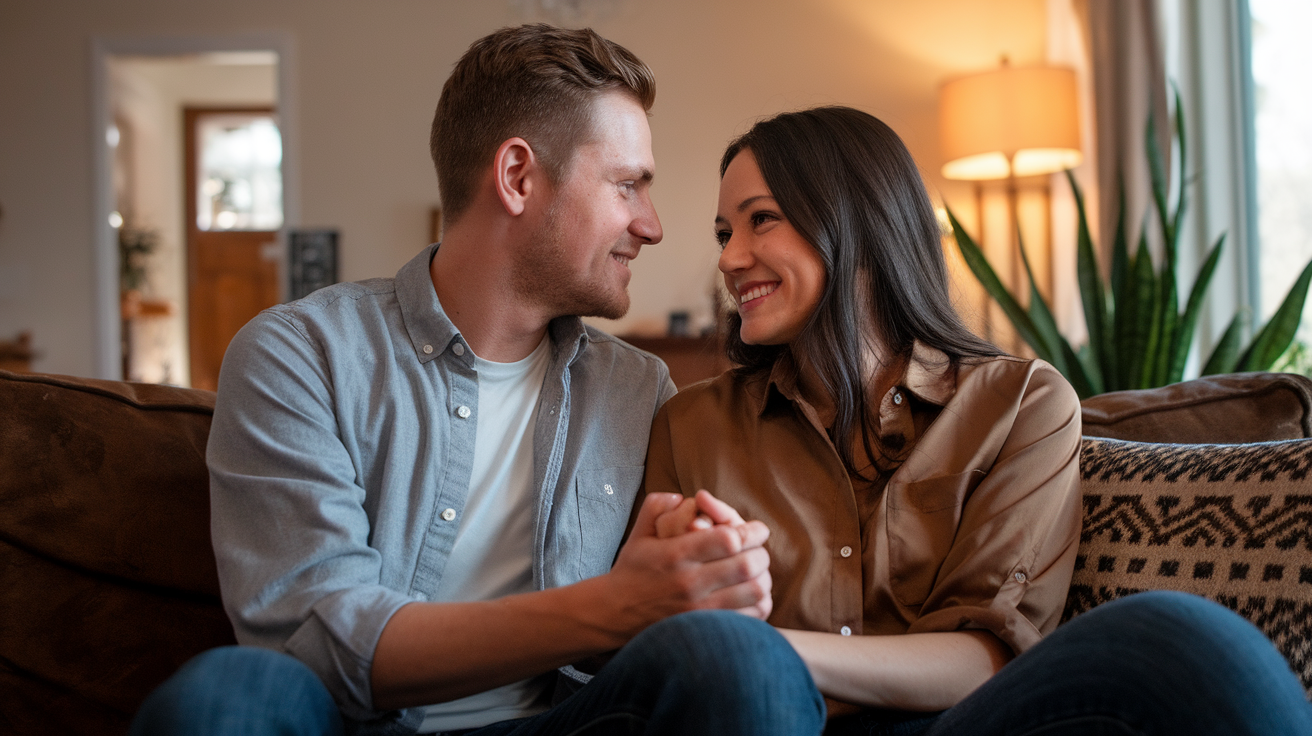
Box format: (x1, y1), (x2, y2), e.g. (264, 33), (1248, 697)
(93, 35), (298, 385)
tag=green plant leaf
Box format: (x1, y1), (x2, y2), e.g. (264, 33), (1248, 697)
(1201, 312), (1245, 376)
(1066, 171), (1111, 387)
(1154, 258), (1179, 386)
(947, 209), (1052, 363)
(1237, 257), (1312, 371)
(1167, 234), (1224, 383)
(1016, 224), (1099, 394)
(1108, 174), (1130, 389)
(1170, 83), (1187, 256)
(1121, 224), (1157, 388)
(1145, 110), (1173, 250)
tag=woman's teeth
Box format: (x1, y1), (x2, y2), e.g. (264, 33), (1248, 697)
(739, 283), (777, 304)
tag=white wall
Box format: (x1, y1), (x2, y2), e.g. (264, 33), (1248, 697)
(0, 0), (1047, 377)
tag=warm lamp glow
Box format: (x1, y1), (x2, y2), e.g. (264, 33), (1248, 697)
(939, 65), (1082, 180)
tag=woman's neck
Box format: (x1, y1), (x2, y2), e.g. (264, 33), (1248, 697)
(790, 334), (904, 431)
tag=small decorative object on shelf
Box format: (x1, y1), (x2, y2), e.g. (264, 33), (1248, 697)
(0, 332), (35, 373)
(289, 229), (339, 301)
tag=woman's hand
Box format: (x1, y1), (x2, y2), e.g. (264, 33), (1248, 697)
(652, 490), (774, 620)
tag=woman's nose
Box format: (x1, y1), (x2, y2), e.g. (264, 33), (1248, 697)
(718, 234), (750, 274)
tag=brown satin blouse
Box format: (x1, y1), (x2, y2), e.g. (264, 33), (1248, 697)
(641, 345), (1083, 654)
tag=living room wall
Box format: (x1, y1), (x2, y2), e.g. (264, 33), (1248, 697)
(0, 0), (1049, 378)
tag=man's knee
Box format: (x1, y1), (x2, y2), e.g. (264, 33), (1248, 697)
(131, 646), (342, 736)
(628, 611), (821, 707)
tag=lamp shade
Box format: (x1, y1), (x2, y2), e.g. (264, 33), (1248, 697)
(939, 65), (1082, 180)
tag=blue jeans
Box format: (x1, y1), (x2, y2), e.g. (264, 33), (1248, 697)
(131, 610), (823, 736)
(826, 591), (1312, 736)
(134, 593), (1312, 736)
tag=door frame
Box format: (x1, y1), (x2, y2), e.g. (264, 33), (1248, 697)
(91, 33), (299, 381)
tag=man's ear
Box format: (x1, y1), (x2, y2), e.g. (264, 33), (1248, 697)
(492, 137), (541, 217)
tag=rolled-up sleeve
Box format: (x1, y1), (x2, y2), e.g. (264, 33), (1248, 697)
(208, 311), (411, 719)
(904, 363), (1083, 653)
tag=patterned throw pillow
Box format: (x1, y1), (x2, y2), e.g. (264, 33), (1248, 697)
(1065, 437), (1312, 693)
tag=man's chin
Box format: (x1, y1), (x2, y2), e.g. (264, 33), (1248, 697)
(578, 296), (630, 321)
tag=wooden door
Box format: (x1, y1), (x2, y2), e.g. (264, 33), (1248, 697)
(185, 107), (281, 391)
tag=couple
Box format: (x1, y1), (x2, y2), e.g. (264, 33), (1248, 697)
(133, 24), (1309, 736)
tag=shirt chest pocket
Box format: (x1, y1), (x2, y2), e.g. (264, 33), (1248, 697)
(886, 468), (985, 607)
(576, 466), (645, 580)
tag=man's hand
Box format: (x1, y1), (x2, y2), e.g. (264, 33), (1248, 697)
(604, 491), (773, 634)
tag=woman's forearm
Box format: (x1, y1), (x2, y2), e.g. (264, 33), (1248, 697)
(777, 628), (1014, 712)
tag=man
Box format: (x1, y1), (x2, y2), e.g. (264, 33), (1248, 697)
(130, 24), (823, 736)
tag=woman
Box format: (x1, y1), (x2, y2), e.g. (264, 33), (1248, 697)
(642, 107), (1310, 735)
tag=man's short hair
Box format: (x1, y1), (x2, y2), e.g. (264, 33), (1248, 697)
(431, 24), (656, 224)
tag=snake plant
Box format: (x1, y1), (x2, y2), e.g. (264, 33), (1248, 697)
(949, 89), (1312, 398)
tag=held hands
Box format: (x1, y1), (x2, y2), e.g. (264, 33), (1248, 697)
(607, 491), (773, 636)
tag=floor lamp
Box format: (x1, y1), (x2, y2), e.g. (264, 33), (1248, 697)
(939, 61), (1083, 346)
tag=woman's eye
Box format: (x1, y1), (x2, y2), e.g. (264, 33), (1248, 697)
(714, 229), (731, 247)
(750, 211), (778, 228)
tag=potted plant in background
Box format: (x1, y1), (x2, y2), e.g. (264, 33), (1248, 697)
(950, 90), (1312, 399)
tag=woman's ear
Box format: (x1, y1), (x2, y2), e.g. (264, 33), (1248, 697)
(492, 137), (540, 217)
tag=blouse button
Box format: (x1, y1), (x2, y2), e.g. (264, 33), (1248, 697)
(422, 344), (433, 354)
(892, 391), (903, 405)
(456, 406), (471, 419)
(441, 508), (456, 522)
(1014, 571), (1027, 583)
(453, 343), (465, 356)
(839, 545), (853, 558)
(839, 626), (852, 636)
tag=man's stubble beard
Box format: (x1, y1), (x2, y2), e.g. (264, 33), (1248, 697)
(512, 200), (631, 321)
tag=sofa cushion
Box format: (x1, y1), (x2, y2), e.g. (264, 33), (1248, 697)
(1066, 436), (1312, 693)
(1080, 372), (1312, 444)
(0, 370), (237, 734)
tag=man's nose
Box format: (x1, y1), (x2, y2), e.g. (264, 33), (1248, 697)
(631, 196), (662, 245)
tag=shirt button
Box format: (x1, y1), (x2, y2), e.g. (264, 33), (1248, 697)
(604, 484), (614, 495)
(892, 391), (903, 405)
(840, 626), (852, 636)
(839, 545), (853, 558)
(441, 508), (456, 522)
(422, 344), (433, 354)
(1014, 571), (1027, 583)
(453, 343), (465, 356)
(413, 592), (427, 602)
(456, 405), (471, 419)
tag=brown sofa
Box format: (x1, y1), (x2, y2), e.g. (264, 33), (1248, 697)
(2, 368), (1311, 734)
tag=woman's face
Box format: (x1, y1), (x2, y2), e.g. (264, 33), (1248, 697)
(715, 150), (827, 346)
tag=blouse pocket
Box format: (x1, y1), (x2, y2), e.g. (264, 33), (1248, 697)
(887, 468), (985, 607)
(576, 466), (645, 580)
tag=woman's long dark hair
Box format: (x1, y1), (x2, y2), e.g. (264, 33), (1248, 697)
(720, 106), (1000, 480)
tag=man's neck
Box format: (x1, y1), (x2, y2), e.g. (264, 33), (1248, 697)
(430, 224), (554, 363)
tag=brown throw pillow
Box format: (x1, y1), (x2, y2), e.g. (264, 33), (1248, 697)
(1065, 437), (1312, 693)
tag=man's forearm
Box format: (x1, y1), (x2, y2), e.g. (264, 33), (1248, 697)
(371, 575), (627, 710)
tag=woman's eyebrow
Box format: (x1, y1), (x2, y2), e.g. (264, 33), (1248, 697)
(736, 194), (775, 212)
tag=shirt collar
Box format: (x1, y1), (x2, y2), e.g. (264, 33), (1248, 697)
(747, 340), (958, 418)
(395, 243), (590, 367)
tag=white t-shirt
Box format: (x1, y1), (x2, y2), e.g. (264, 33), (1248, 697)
(418, 335), (553, 733)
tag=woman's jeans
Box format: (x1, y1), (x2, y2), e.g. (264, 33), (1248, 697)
(132, 592), (1312, 736)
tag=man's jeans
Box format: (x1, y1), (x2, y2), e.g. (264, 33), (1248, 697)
(132, 592), (1312, 736)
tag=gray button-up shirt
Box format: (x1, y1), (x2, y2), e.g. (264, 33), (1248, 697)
(208, 244), (676, 731)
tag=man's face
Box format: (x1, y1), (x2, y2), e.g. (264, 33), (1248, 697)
(513, 91), (662, 320)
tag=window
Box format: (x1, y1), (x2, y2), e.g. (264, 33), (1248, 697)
(1250, 0), (1312, 369)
